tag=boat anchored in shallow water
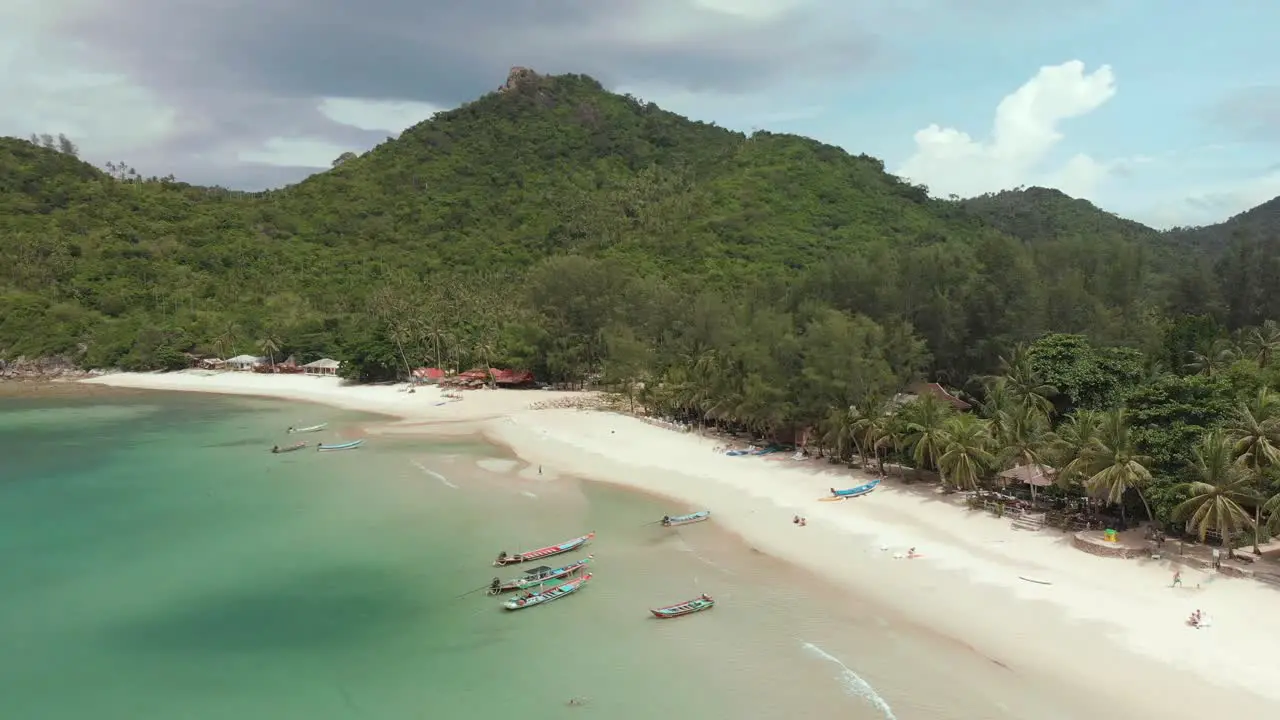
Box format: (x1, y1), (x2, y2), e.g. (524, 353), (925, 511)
(503, 572), (593, 611)
(660, 510), (710, 527)
(288, 423), (327, 434)
(493, 532), (594, 567)
(317, 439), (364, 451)
(488, 556), (593, 595)
(271, 441), (308, 454)
(650, 593), (716, 619)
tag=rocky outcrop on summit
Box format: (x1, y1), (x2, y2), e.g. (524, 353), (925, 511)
(499, 66), (543, 93)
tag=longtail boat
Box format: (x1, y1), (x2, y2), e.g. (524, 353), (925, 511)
(650, 593), (716, 619)
(488, 556), (592, 595)
(503, 572), (593, 611)
(493, 532), (595, 567)
(660, 510), (710, 527)
(288, 423), (327, 434)
(271, 441), (308, 454)
(830, 478), (880, 498)
(317, 439), (364, 452)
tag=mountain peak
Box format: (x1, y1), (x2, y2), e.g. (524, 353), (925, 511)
(499, 66), (544, 93)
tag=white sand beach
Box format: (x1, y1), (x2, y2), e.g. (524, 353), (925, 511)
(83, 371), (1280, 717)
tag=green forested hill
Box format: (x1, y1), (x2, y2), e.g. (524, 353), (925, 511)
(9, 70), (1280, 531)
(0, 69), (1273, 383)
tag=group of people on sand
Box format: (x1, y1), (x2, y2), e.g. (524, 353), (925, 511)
(1187, 608), (1211, 629)
(792, 515), (807, 527)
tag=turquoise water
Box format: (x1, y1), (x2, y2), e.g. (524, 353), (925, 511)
(1, 392), (1122, 719)
(0, 394), (791, 719)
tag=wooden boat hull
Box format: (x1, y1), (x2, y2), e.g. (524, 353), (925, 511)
(272, 442), (308, 454)
(651, 595), (715, 619)
(289, 424), (327, 434)
(490, 556), (592, 594)
(831, 479), (881, 498)
(317, 439), (364, 451)
(493, 532), (594, 567)
(661, 510), (710, 527)
(503, 572), (593, 610)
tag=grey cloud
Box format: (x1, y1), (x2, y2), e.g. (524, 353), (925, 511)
(1206, 85), (1280, 142)
(48, 0), (1072, 186)
(50, 0), (893, 184)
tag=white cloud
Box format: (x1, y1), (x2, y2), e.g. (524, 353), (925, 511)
(897, 60), (1117, 199)
(0, 3), (177, 156)
(237, 137), (355, 169)
(1143, 171), (1280, 229)
(318, 98), (442, 133)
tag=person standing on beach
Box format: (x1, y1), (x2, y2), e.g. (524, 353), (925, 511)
(1172, 570), (1182, 588)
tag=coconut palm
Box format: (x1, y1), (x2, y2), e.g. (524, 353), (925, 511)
(1050, 409), (1105, 489)
(820, 406), (856, 461)
(258, 336), (280, 370)
(902, 392), (955, 484)
(996, 404), (1054, 501)
(1174, 431), (1256, 547)
(938, 414), (995, 491)
(1084, 409), (1155, 523)
(977, 376), (1015, 443)
(849, 396), (889, 468)
(1184, 338), (1237, 377)
(1265, 489), (1280, 535)
(991, 344), (1057, 418)
(1245, 320), (1280, 369)
(1224, 387), (1280, 552)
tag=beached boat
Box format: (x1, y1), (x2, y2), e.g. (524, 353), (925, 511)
(271, 441), (308, 454)
(288, 423), (327, 434)
(830, 478), (881, 498)
(317, 439), (364, 452)
(488, 556), (593, 595)
(650, 593), (716, 619)
(493, 532), (595, 567)
(661, 510), (711, 527)
(503, 572), (593, 611)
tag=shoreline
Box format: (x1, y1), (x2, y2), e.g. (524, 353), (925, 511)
(79, 370), (1280, 716)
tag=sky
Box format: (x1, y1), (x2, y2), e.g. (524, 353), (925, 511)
(3, 0), (1279, 229)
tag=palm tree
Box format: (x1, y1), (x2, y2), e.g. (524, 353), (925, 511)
(1264, 489), (1280, 535)
(1050, 409), (1104, 490)
(258, 336), (280, 370)
(1184, 338), (1236, 377)
(902, 393), (955, 485)
(214, 323), (239, 360)
(938, 414), (995, 491)
(977, 376), (1015, 444)
(820, 406), (856, 461)
(990, 344), (1057, 418)
(1245, 320), (1280, 369)
(848, 398), (888, 468)
(1224, 387), (1280, 552)
(1174, 431), (1256, 548)
(1084, 409), (1155, 523)
(996, 404), (1053, 501)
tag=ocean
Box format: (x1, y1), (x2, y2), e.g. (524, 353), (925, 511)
(0, 391), (1113, 719)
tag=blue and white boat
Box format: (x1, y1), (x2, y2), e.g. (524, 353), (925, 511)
(503, 572), (593, 611)
(317, 439), (364, 452)
(830, 478), (880, 498)
(660, 510), (711, 527)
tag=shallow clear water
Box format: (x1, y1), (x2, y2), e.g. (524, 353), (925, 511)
(0, 392), (1110, 719)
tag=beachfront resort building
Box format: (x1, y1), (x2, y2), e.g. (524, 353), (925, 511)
(302, 358), (341, 376)
(226, 354), (265, 371)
